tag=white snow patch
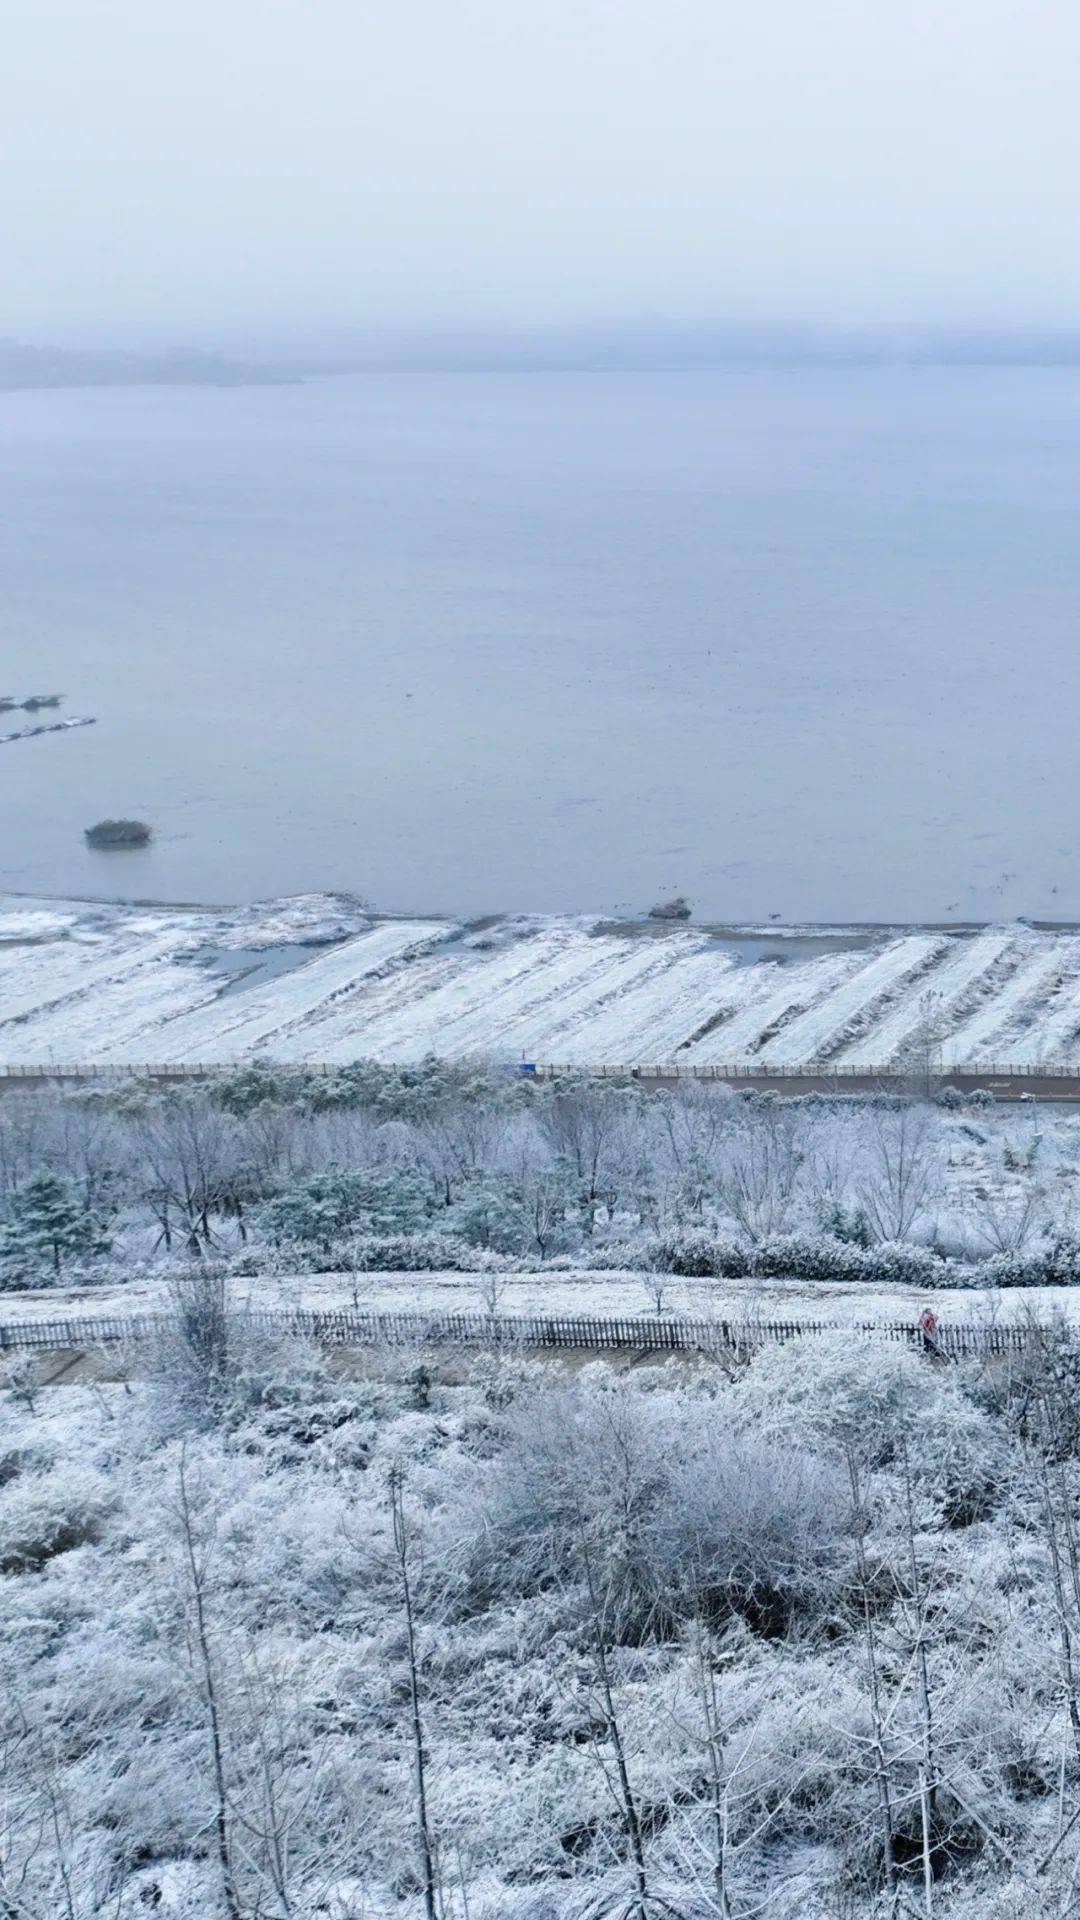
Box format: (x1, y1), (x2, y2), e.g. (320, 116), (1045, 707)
(7, 895), (1080, 1069)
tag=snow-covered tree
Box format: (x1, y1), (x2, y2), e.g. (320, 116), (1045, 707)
(0, 1172), (109, 1282)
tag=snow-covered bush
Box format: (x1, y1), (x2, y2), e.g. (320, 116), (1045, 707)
(2, 1351), (42, 1413)
(982, 1228), (1080, 1287)
(634, 1227), (740, 1275)
(737, 1330), (1009, 1522)
(454, 1374), (849, 1635)
(0, 1460), (114, 1571)
(632, 1228), (949, 1285)
(544, 1240), (652, 1271)
(257, 1167), (435, 1251)
(0, 1334), (1065, 1919)
(349, 1230), (514, 1271)
(739, 1332), (934, 1464)
(755, 1233), (946, 1285)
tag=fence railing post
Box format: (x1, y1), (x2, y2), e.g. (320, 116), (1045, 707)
(0, 1306), (1053, 1358)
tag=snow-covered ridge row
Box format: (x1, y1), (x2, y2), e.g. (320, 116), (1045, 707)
(5, 894), (1080, 1068)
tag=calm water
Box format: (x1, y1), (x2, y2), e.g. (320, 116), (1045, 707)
(3, 367), (1080, 923)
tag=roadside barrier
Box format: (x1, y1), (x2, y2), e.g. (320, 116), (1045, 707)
(0, 1061), (1077, 1084)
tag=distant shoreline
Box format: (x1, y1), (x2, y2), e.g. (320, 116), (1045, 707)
(5, 885), (1080, 938)
(0, 372), (298, 392)
(0, 340), (298, 392)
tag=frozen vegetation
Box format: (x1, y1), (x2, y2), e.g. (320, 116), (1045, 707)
(9, 894), (1080, 1069)
(9, 1071), (1080, 1914)
(9, 1298), (1080, 1916)
(5, 1060), (1080, 1308)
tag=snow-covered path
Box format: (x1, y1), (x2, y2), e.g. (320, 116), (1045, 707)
(4, 1266), (1079, 1331)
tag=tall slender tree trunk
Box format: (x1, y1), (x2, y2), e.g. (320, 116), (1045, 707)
(390, 1471), (438, 1920)
(847, 1450), (898, 1893)
(177, 1455), (243, 1920)
(901, 1443), (937, 1916)
(578, 1525), (650, 1920)
(1034, 1439), (1080, 1760)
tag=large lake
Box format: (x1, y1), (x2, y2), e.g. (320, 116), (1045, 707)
(3, 367), (1080, 923)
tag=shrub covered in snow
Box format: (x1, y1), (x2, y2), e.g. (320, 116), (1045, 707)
(631, 1228), (949, 1286)
(350, 1231), (516, 1272)
(737, 1330), (1009, 1523)
(0, 1461), (114, 1571)
(3, 1335), (1077, 1918)
(981, 1230), (1080, 1288)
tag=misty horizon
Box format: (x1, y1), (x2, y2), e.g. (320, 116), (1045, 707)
(8, 0), (1080, 345)
(12, 318), (1080, 381)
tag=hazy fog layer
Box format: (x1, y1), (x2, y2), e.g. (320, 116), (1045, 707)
(4, 366), (1080, 924)
(6, 0), (1080, 343)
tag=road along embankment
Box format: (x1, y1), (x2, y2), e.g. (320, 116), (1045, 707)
(4, 1061), (1080, 1101)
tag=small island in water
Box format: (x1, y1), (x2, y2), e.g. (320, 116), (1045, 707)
(84, 818), (153, 849)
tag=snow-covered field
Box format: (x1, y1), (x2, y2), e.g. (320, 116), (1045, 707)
(6, 892), (1080, 1069)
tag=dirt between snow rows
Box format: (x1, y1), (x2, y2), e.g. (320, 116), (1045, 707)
(8, 895), (1080, 1069)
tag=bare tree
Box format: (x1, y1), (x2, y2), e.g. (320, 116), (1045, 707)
(2, 1354), (42, 1416)
(225, 1643), (342, 1920)
(154, 1265), (233, 1419)
(135, 1094), (239, 1255)
(414, 1101), (504, 1209)
(844, 1447), (899, 1900)
(659, 1620), (827, 1920)
(801, 1110), (864, 1232)
(898, 1446), (938, 1918)
(654, 1084), (732, 1223)
(713, 1102), (805, 1242)
(39, 1095), (132, 1221)
(856, 1102), (941, 1244)
(0, 1095), (51, 1203)
(967, 1179), (1047, 1257)
(537, 1078), (636, 1235)
(575, 1521), (654, 1920)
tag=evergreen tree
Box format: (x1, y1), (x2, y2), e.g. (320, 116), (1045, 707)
(0, 1175), (110, 1284)
(257, 1168), (433, 1255)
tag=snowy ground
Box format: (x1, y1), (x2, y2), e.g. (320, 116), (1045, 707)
(3, 1267), (1079, 1331)
(6, 892), (1080, 1069)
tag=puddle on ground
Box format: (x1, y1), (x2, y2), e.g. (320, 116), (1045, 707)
(186, 924), (880, 1003)
(709, 933), (878, 967)
(599, 918), (889, 967)
(188, 940), (340, 997)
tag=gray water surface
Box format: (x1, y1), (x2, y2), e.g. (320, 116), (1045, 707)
(3, 367), (1079, 922)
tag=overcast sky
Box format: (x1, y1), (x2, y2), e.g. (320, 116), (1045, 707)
(6, 0), (1080, 346)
